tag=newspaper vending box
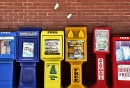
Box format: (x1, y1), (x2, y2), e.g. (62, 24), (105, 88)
(91, 26), (110, 88)
(40, 30), (64, 88)
(0, 32), (16, 88)
(65, 27), (87, 88)
(16, 27), (42, 88)
(112, 37), (130, 88)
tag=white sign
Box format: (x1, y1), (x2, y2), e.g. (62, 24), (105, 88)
(118, 65), (130, 80)
(120, 37), (129, 39)
(0, 36), (14, 39)
(20, 32), (38, 36)
(98, 58), (104, 80)
(0, 32), (11, 34)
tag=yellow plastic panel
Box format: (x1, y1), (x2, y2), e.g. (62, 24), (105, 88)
(65, 27), (87, 39)
(68, 64), (86, 88)
(44, 61), (61, 88)
(65, 27), (87, 88)
(40, 31), (64, 61)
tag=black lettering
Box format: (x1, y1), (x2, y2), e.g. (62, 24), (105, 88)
(74, 75), (77, 78)
(74, 78), (79, 82)
(73, 68), (79, 82)
(74, 68), (78, 71)
(74, 72), (78, 75)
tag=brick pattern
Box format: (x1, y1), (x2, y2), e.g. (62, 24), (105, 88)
(1, 0), (130, 88)
(0, 0), (130, 34)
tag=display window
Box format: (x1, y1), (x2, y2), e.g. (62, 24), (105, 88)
(116, 41), (130, 62)
(0, 36), (15, 58)
(68, 40), (84, 60)
(44, 40), (60, 55)
(22, 42), (34, 57)
(95, 30), (109, 52)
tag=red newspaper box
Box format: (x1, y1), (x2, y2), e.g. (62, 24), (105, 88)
(112, 37), (130, 88)
(91, 26), (110, 88)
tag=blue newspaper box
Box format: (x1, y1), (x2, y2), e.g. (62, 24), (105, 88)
(0, 32), (16, 88)
(16, 27), (42, 88)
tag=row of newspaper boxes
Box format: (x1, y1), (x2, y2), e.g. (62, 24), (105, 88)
(0, 26), (129, 88)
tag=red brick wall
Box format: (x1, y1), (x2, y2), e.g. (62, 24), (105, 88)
(1, 0), (130, 87)
(0, 0), (130, 34)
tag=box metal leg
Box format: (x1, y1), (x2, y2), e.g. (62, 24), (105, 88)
(18, 63), (36, 88)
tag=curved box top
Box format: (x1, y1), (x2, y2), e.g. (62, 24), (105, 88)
(0, 32), (16, 60)
(18, 27), (42, 31)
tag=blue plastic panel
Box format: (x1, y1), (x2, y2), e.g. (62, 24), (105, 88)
(0, 63), (12, 80)
(18, 27), (42, 31)
(16, 27), (41, 62)
(17, 38), (38, 62)
(17, 27), (42, 37)
(21, 67), (35, 84)
(0, 61), (14, 87)
(17, 31), (39, 37)
(18, 63), (36, 88)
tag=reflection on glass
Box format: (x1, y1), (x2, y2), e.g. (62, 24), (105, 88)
(44, 40), (60, 55)
(95, 30), (109, 51)
(0, 40), (11, 54)
(116, 41), (130, 62)
(22, 42), (34, 57)
(68, 40), (84, 60)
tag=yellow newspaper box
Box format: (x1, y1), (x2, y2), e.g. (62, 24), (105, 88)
(40, 31), (64, 88)
(65, 27), (87, 88)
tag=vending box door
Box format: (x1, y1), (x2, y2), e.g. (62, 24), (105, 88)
(111, 37), (130, 88)
(115, 40), (130, 84)
(93, 27), (110, 54)
(66, 39), (87, 61)
(17, 38), (38, 62)
(0, 36), (15, 59)
(41, 36), (63, 59)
